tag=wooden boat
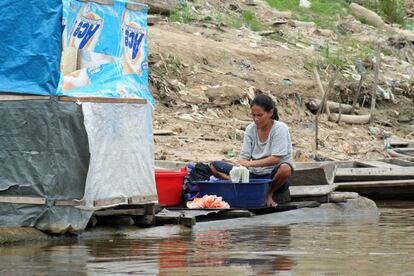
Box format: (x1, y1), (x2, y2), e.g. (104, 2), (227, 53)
(335, 159), (414, 182)
(290, 162), (336, 186)
(333, 158), (414, 199)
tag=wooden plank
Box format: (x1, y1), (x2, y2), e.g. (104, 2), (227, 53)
(94, 208), (146, 217)
(90, 0), (114, 5)
(154, 129), (175, 136)
(133, 215), (156, 226)
(336, 185), (414, 200)
(0, 94), (50, 101)
(96, 216), (136, 226)
(380, 158), (414, 167)
(356, 160), (405, 168)
(336, 167), (414, 182)
(55, 199), (85, 206)
(128, 195), (158, 205)
(155, 209), (196, 227)
(394, 148), (414, 155)
(0, 196), (46, 205)
(290, 184), (338, 197)
(389, 137), (414, 147)
(386, 149), (414, 160)
(278, 201), (321, 210)
(337, 179), (414, 188)
(94, 197), (128, 208)
(143, 203), (156, 215)
(58, 96), (147, 104)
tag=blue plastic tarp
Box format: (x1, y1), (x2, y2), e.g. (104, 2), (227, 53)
(59, 0), (153, 104)
(0, 0), (153, 104)
(0, 0), (62, 95)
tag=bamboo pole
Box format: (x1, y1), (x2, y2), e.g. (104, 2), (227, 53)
(370, 45), (381, 124)
(313, 68), (338, 151)
(351, 74), (365, 114)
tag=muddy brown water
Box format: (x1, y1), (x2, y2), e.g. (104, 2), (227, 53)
(1, 201), (414, 276)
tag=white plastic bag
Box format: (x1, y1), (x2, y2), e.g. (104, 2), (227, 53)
(300, 0), (311, 8)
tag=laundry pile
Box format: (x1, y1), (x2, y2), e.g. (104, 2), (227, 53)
(186, 195), (231, 209)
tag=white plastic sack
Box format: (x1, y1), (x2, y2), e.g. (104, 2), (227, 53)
(300, 0), (311, 8)
(81, 103), (156, 207)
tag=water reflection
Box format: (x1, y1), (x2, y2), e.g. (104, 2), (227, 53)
(0, 202), (414, 275)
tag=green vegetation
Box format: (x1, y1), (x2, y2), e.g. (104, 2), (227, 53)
(403, 20), (414, 30)
(241, 10), (266, 31)
(266, 0), (411, 29)
(214, 12), (243, 29)
(265, 0), (349, 29)
(378, 0), (406, 25)
(303, 36), (375, 73)
(169, 6), (196, 23)
(213, 10), (266, 31)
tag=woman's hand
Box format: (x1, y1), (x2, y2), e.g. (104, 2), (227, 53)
(235, 159), (251, 167)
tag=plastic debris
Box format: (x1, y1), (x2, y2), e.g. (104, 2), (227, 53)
(376, 85), (394, 101)
(299, 0), (311, 8)
(283, 79), (292, 86)
(227, 149), (236, 158)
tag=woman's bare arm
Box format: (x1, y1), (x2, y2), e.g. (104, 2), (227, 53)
(237, 155), (281, 168)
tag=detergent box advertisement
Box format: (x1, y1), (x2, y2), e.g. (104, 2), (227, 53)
(59, 0), (154, 104)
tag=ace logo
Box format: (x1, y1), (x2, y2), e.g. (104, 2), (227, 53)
(72, 15), (102, 50)
(124, 25), (145, 61)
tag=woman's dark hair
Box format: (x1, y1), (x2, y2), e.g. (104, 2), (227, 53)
(250, 94), (279, 120)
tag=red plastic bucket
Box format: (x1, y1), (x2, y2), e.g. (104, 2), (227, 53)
(155, 167), (187, 206)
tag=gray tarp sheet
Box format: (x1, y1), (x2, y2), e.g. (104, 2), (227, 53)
(0, 99), (91, 232)
(0, 99), (156, 233)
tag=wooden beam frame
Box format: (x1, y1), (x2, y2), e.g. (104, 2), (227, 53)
(58, 97), (147, 104)
(337, 179), (414, 188)
(0, 94), (50, 101)
(0, 196), (46, 205)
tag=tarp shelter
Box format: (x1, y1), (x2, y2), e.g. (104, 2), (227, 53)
(0, 0), (157, 233)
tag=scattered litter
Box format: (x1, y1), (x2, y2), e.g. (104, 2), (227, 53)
(240, 59), (251, 69)
(283, 79), (293, 86)
(376, 85), (394, 101)
(299, 0), (311, 8)
(227, 149), (236, 158)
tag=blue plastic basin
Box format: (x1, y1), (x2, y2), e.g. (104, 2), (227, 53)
(195, 179), (272, 208)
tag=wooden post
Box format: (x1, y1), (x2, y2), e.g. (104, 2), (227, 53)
(370, 45), (381, 124)
(338, 103), (342, 124)
(351, 74), (365, 114)
(322, 70), (338, 116)
(315, 115), (319, 151)
(313, 67), (338, 153)
(314, 68), (338, 116)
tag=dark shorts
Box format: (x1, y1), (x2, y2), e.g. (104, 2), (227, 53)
(211, 161), (293, 195)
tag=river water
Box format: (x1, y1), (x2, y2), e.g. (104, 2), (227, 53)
(1, 201), (414, 275)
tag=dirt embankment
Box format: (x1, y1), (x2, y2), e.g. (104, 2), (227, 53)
(148, 0), (414, 163)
